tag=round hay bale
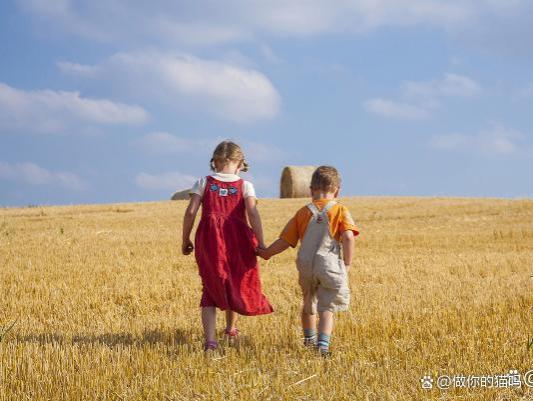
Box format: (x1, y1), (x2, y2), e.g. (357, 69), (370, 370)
(170, 188), (191, 200)
(280, 166), (317, 198)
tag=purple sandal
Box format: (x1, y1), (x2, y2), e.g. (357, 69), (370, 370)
(204, 340), (218, 352)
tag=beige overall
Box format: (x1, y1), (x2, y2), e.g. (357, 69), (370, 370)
(296, 201), (350, 314)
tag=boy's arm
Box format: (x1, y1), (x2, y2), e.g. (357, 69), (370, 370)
(341, 230), (355, 267)
(182, 194), (202, 255)
(257, 238), (291, 260)
(257, 210), (299, 260)
(245, 196), (266, 248)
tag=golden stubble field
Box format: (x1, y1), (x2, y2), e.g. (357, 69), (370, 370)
(0, 197), (532, 400)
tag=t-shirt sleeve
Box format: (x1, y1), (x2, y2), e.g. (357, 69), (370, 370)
(189, 177), (206, 197)
(279, 215), (299, 248)
(243, 181), (256, 198)
(338, 206), (359, 237)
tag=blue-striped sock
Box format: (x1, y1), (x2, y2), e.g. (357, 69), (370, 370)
(317, 333), (331, 352)
(303, 328), (317, 346)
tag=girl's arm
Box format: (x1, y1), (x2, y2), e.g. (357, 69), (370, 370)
(245, 196), (265, 249)
(341, 230), (355, 267)
(182, 194), (202, 255)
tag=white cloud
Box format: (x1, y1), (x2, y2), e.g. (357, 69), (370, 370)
(59, 52), (280, 123)
(0, 161), (87, 190)
(134, 132), (286, 164)
(18, 0), (530, 49)
(364, 73), (480, 120)
(221, 50), (255, 68)
(0, 82), (148, 134)
(363, 98), (429, 120)
(403, 73), (481, 98)
(135, 171), (197, 191)
(136, 132), (193, 154)
(430, 123), (527, 156)
(429, 133), (469, 150)
(260, 44), (283, 64)
(153, 20), (247, 46)
(477, 125), (523, 155)
(518, 84), (533, 98)
(57, 61), (100, 77)
(239, 140), (287, 162)
(134, 132), (218, 155)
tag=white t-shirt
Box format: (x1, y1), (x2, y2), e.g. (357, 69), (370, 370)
(190, 173), (256, 198)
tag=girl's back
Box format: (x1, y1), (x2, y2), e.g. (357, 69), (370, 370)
(192, 173), (272, 316)
(181, 141), (272, 352)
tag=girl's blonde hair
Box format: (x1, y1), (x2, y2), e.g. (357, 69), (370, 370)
(210, 141), (249, 172)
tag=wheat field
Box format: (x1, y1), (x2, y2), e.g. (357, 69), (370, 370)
(0, 197), (532, 400)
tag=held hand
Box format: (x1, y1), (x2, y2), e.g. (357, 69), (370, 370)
(182, 239), (194, 255)
(256, 247), (270, 260)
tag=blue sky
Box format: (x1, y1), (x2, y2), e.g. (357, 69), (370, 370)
(1, 0), (532, 206)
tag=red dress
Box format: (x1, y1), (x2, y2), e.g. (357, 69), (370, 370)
(194, 176), (273, 316)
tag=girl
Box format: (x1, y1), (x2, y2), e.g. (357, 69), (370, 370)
(181, 140), (273, 352)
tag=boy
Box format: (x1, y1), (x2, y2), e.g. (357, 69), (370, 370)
(257, 166), (358, 356)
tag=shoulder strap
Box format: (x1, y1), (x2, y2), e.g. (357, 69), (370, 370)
(322, 200), (337, 213)
(306, 203), (320, 216)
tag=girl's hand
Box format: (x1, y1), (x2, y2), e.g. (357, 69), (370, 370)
(245, 197), (266, 251)
(181, 194), (201, 256)
(182, 239), (194, 255)
(256, 247), (270, 260)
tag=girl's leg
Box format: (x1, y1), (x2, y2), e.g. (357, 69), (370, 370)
(201, 307), (217, 343)
(225, 310), (238, 332)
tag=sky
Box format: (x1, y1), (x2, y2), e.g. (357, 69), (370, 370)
(1, 0), (532, 206)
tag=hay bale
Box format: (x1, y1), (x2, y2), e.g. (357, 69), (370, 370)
(170, 188), (191, 200)
(280, 166), (317, 198)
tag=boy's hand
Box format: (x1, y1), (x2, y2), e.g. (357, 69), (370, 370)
(182, 239), (194, 255)
(256, 247), (270, 260)
(257, 238), (290, 261)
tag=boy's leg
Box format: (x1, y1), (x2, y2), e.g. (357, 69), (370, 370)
(318, 310), (334, 335)
(302, 291), (317, 346)
(317, 310), (334, 353)
(302, 311), (317, 346)
(315, 261), (349, 354)
(201, 307), (217, 347)
(301, 311), (316, 330)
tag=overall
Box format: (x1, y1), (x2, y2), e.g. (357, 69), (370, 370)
(296, 201), (350, 314)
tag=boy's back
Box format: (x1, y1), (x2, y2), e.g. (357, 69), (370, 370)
(280, 199), (358, 249)
(285, 200), (357, 315)
(258, 166), (359, 355)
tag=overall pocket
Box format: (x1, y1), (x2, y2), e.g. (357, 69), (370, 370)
(315, 252), (345, 290)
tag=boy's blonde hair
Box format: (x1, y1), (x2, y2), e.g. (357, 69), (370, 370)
(310, 166), (341, 193)
(210, 141), (249, 172)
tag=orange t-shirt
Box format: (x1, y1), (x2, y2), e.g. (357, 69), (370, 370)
(280, 199), (359, 247)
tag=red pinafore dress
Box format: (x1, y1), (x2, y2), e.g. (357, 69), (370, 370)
(194, 176), (273, 316)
